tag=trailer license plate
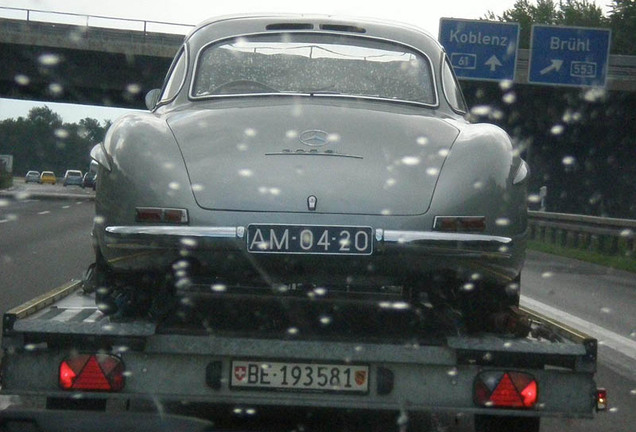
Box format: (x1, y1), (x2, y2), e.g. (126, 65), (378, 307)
(247, 224), (373, 255)
(231, 360), (369, 393)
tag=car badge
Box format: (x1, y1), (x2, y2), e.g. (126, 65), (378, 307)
(307, 195), (317, 211)
(299, 130), (329, 147)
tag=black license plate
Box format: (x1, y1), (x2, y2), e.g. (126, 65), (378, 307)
(247, 224), (373, 255)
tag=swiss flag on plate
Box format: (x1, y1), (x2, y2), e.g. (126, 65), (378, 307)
(234, 366), (247, 381)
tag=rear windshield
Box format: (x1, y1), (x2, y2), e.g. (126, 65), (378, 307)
(192, 33), (436, 105)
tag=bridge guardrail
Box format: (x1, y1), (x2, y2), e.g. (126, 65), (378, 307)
(528, 210), (635, 257)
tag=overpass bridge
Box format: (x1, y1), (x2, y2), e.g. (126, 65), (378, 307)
(0, 7), (635, 110)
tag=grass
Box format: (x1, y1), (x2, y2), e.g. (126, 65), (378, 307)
(527, 240), (636, 273)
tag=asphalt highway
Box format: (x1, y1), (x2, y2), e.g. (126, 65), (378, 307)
(0, 191), (634, 431)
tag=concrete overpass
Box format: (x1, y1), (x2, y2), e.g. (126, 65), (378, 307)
(0, 8), (189, 109)
(0, 7), (635, 110)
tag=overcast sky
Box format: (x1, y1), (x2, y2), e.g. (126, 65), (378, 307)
(0, 0), (611, 123)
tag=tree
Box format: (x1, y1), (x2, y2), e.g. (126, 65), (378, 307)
(485, 0), (608, 48)
(609, 0), (636, 54)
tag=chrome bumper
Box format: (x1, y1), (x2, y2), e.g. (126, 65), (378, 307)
(104, 226), (514, 258)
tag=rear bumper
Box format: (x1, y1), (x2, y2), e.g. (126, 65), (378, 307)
(99, 225), (524, 286)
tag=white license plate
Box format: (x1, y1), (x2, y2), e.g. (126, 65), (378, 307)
(230, 360), (369, 393)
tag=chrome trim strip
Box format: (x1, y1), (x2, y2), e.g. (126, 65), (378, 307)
(105, 226), (238, 238)
(381, 230), (511, 244)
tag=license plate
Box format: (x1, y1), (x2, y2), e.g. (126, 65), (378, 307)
(230, 360), (369, 393)
(247, 224), (373, 255)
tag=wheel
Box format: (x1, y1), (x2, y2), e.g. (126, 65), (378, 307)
(474, 415), (540, 432)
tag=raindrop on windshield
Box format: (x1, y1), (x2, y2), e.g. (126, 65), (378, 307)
(14, 74), (30, 86)
(550, 124), (565, 135)
(38, 53), (61, 66)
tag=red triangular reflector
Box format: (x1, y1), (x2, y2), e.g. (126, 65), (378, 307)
(490, 373), (523, 407)
(521, 381), (538, 407)
(73, 356), (111, 390)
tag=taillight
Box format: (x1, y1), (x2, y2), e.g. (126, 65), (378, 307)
(474, 371), (538, 409)
(433, 216), (486, 232)
(59, 354), (125, 392)
(136, 207), (188, 224)
(596, 388), (608, 411)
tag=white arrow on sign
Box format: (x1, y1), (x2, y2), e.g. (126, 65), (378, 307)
(540, 59), (564, 75)
(484, 55), (502, 72)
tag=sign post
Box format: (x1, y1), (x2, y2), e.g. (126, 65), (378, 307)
(529, 25), (611, 87)
(439, 18), (519, 82)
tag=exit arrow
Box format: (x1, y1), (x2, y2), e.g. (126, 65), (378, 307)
(484, 55), (502, 72)
(540, 59), (564, 75)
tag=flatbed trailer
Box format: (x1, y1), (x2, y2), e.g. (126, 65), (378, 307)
(1, 280), (605, 431)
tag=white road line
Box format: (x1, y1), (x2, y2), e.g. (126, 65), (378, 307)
(521, 296), (636, 359)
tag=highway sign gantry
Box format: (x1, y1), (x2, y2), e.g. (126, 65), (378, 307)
(529, 24), (611, 87)
(439, 18), (520, 82)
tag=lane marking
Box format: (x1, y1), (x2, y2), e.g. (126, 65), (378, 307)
(521, 296), (636, 359)
(37, 210), (51, 215)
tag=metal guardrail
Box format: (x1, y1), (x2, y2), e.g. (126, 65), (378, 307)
(528, 210), (636, 256)
(0, 6), (194, 35)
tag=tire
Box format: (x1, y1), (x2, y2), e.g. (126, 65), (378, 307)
(474, 415), (540, 432)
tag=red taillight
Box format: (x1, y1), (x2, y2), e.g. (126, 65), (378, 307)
(474, 371), (538, 409)
(136, 207), (188, 224)
(596, 388), (608, 411)
(59, 354), (125, 392)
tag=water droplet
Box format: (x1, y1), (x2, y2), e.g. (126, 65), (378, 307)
(93, 215), (105, 224)
(495, 218), (510, 226)
(192, 184), (204, 192)
(238, 169), (253, 177)
(168, 182), (180, 190)
(609, 407), (619, 413)
(502, 92), (516, 104)
(319, 315), (332, 325)
(211, 284), (227, 292)
(550, 124), (565, 135)
(541, 272), (554, 279)
(499, 80), (513, 91)
(54, 128), (69, 139)
(14, 74), (30, 86)
(286, 130), (298, 139)
(236, 143), (248, 151)
(287, 327), (299, 335)
(562, 156), (576, 166)
(180, 238), (198, 248)
(462, 283), (475, 292)
(384, 178), (396, 188)
(528, 194), (541, 204)
(269, 187), (281, 196)
(438, 149), (449, 157)
(48, 83), (64, 96)
(600, 307), (612, 314)
(471, 105), (491, 116)
(0, 199), (9, 208)
(426, 167), (439, 176)
(126, 83), (141, 94)
(620, 229), (633, 238)
(381, 209), (392, 216)
(473, 181), (484, 190)
(327, 133), (341, 142)
(314, 287), (327, 296)
(401, 156), (420, 166)
(244, 128), (256, 137)
(416, 136), (429, 146)
(583, 87), (606, 102)
(447, 368), (458, 376)
(38, 53), (61, 66)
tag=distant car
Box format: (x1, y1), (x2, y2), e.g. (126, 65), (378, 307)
(63, 170), (83, 187)
(24, 170), (40, 183)
(82, 171), (96, 190)
(39, 171), (56, 185)
(90, 15), (529, 321)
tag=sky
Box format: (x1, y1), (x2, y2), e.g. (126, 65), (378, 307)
(0, 0), (611, 124)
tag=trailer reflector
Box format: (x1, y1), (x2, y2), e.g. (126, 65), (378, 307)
(59, 354), (125, 392)
(596, 388), (608, 411)
(474, 371), (538, 409)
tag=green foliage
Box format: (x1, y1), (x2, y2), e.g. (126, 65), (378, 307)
(528, 240), (636, 273)
(485, 0), (636, 54)
(0, 106), (109, 176)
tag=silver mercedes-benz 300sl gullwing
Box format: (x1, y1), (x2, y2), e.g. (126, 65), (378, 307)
(89, 14), (529, 325)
